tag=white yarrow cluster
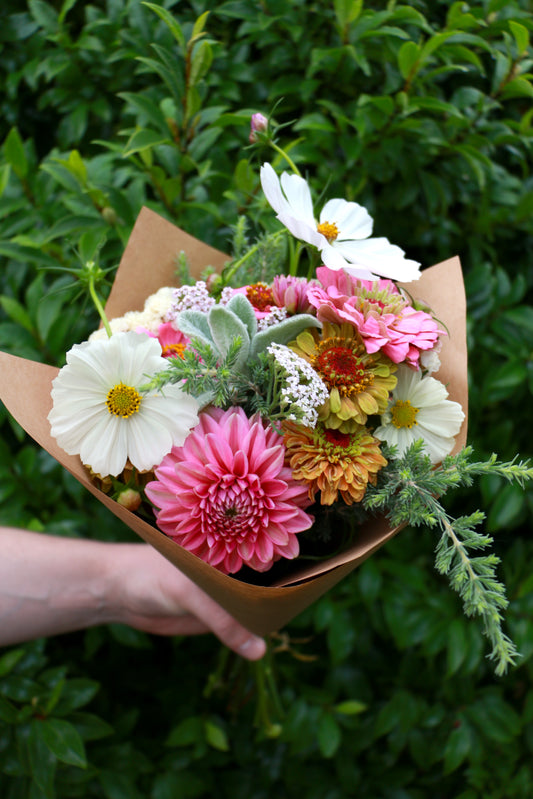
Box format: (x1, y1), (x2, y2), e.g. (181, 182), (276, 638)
(89, 287), (175, 341)
(257, 306), (288, 331)
(268, 343), (328, 428)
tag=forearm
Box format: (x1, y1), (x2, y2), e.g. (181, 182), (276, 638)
(0, 527), (115, 645)
(0, 527), (266, 659)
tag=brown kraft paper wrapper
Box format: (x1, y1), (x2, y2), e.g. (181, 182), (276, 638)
(0, 207), (469, 637)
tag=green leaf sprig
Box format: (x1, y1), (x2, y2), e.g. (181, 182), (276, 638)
(363, 442), (533, 675)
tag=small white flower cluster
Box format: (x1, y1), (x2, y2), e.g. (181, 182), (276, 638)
(258, 306), (288, 331)
(219, 286), (237, 305)
(166, 281), (216, 321)
(89, 287), (175, 341)
(267, 343), (328, 428)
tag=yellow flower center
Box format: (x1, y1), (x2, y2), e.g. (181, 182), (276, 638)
(391, 399), (419, 429)
(161, 342), (186, 359)
(317, 221), (339, 242)
(246, 282), (274, 311)
(106, 383), (142, 418)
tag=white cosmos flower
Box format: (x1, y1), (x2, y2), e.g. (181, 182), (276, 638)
(260, 162), (421, 282)
(48, 331), (199, 477)
(374, 365), (465, 464)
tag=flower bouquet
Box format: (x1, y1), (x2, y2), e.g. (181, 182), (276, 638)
(0, 160), (530, 675)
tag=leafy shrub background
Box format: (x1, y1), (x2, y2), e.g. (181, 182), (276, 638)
(1, 0), (533, 796)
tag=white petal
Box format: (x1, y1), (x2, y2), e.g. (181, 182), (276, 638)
(279, 171), (315, 227)
(79, 415), (129, 476)
(277, 212), (324, 248)
(415, 429), (457, 463)
(338, 237), (421, 282)
(260, 163), (302, 221)
(417, 402), (465, 437)
(320, 199), (373, 240)
(393, 366), (420, 401)
(319, 241), (356, 272)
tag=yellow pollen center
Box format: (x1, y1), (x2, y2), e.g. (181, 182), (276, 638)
(162, 342), (186, 359)
(106, 383), (142, 418)
(391, 400), (419, 429)
(317, 221), (339, 242)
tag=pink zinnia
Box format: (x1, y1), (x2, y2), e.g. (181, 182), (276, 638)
(145, 407), (314, 574)
(308, 266), (444, 368)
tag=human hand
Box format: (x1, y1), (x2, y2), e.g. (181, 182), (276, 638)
(104, 543), (266, 660)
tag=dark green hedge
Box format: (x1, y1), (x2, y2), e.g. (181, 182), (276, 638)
(1, 1), (532, 796)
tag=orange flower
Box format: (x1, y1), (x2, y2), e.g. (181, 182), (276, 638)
(282, 420), (387, 505)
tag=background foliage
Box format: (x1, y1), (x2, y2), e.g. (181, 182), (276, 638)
(1, 0), (532, 796)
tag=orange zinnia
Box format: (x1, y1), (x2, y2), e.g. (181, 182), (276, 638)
(282, 420), (387, 505)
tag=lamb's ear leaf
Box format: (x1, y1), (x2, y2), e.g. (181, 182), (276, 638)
(225, 294), (258, 340)
(208, 305), (251, 371)
(250, 315), (321, 358)
(175, 310), (214, 348)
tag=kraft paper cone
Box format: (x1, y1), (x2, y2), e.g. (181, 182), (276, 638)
(0, 208), (468, 636)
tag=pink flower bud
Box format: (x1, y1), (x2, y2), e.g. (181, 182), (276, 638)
(249, 113), (268, 143)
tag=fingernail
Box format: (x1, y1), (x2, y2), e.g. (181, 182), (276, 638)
(238, 636), (266, 660)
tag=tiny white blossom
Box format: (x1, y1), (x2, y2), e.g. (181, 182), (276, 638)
(167, 281), (216, 320)
(257, 307), (288, 331)
(267, 343), (328, 428)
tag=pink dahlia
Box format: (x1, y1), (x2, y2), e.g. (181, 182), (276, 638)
(145, 407), (314, 574)
(308, 266), (444, 368)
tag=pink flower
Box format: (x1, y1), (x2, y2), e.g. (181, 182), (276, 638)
(137, 322), (189, 359)
(308, 266), (444, 368)
(272, 275), (316, 315)
(249, 112), (268, 143)
(145, 407), (313, 575)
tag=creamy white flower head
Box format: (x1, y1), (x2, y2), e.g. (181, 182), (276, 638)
(48, 331), (199, 477)
(260, 162), (421, 282)
(374, 365), (464, 464)
(89, 288), (176, 341)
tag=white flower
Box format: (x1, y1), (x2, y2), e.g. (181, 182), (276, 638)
(88, 287), (177, 342)
(48, 331), (199, 477)
(267, 343), (329, 428)
(260, 162), (421, 282)
(374, 365), (464, 463)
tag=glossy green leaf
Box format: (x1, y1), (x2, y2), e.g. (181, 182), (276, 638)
(122, 129), (171, 157)
(204, 720), (230, 751)
(509, 20), (530, 54)
(141, 2), (185, 48)
(444, 721), (471, 774)
(398, 41), (421, 79)
(3, 128), (28, 179)
(317, 712), (341, 758)
(36, 718), (87, 768)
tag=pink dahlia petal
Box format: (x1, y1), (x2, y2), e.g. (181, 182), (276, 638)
(145, 406), (313, 575)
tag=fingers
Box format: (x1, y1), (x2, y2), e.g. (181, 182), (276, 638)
(180, 585), (266, 661)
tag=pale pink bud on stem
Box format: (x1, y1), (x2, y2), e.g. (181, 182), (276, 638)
(249, 112), (268, 143)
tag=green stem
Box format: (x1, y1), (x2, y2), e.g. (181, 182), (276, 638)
(288, 239), (304, 276)
(88, 270), (112, 338)
(269, 142), (301, 176)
